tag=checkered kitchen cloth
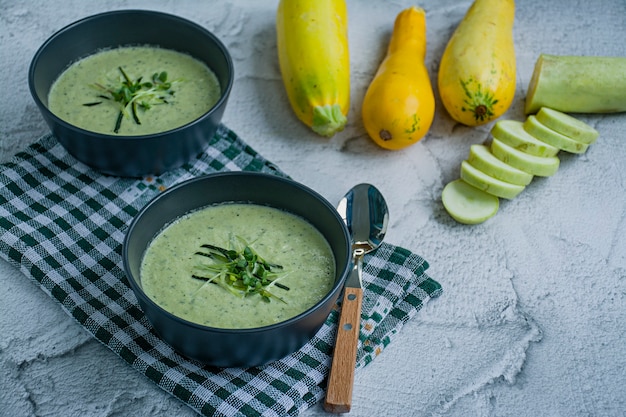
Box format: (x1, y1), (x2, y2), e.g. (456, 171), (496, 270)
(0, 125), (442, 417)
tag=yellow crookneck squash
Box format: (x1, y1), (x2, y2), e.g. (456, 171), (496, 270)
(438, 0), (516, 126)
(276, 0), (350, 137)
(361, 7), (435, 150)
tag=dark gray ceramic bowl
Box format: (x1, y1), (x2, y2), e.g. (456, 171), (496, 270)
(123, 172), (352, 367)
(28, 10), (233, 177)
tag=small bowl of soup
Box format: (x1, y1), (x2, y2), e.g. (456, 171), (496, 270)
(28, 10), (233, 177)
(122, 172), (352, 367)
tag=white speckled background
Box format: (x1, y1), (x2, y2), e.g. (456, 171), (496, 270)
(1, 1), (625, 416)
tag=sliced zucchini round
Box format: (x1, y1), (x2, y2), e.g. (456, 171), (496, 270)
(468, 144), (534, 186)
(460, 161), (525, 200)
(491, 119), (559, 157)
(535, 107), (598, 144)
(442, 179), (499, 225)
(524, 115), (589, 154)
(491, 138), (560, 177)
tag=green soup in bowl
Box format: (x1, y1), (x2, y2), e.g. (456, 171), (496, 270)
(48, 46), (222, 136)
(123, 172), (352, 367)
(29, 10), (233, 177)
(140, 203), (336, 329)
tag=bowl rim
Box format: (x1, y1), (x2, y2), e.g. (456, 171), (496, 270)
(122, 171), (352, 334)
(27, 8), (234, 140)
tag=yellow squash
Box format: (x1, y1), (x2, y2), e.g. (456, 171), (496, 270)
(361, 7), (435, 150)
(276, 0), (350, 137)
(437, 0), (516, 126)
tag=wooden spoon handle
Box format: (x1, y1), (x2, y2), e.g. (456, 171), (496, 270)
(323, 286), (363, 413)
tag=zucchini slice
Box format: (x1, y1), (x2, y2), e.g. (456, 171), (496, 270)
(442, 179), (499, 225)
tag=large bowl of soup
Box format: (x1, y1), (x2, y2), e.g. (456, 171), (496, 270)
(28, 10), (233, 177)
(122, 172), (352, 367)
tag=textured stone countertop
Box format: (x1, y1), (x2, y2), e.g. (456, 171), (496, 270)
(1, 0), (625, 416)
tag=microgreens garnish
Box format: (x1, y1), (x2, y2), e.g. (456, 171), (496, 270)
(83, 66), (179, 133)
(192, 238), (289, 303)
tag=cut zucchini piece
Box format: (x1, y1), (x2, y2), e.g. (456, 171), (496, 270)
(460, 161), (525, 200)
(491, 138), (560, 177)
(491, 119), (559, 157)
(442, 179), (499, 225)
(468, 144), (533, 186)
(524, 115), (589, 154)
(524, 54), (626, 115)
(535, 107), (598, 144)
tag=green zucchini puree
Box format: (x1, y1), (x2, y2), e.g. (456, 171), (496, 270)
(48, 46), (220, 135)
(140, 203), (336, 329)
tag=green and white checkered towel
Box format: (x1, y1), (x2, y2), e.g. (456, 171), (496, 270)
(0, 125), (442, 417)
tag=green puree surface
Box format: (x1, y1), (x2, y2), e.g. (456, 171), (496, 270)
(140, 204), (336, 329)
(48, 46), (221, 135)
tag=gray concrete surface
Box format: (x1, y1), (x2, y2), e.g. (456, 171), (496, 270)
(1, 0), (625, 416)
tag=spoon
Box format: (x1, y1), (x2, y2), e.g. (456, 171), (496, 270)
(324, 183), (389, 413)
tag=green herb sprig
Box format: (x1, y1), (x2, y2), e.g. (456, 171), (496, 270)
(83, 67), (179, 133)
(192, 239), (289, 303)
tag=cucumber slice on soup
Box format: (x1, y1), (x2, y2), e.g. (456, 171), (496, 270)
(468, 144), (534, 186)
(442, 179), (499, 225)
(524, 115), (589, 154)
(460, 161), (525, 200)
(535, 107), (598, 144)
(491, 119), (559, 157)
(491, 138), (560, 177)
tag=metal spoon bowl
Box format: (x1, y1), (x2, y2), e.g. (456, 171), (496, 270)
(324, 183), (389, 413)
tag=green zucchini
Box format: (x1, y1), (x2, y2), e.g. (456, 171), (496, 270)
(535, 107), (598, 144)
(525, 54), (626, 114)
(442, 179), (499, 225)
